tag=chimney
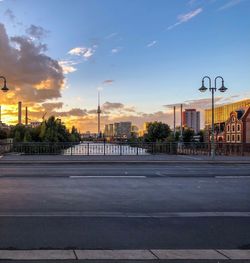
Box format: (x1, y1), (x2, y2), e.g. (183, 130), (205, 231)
(180, 104), (183, 139)
(18, 101), (22, 124)
(25, 106), (28, 126)
(173, 106), (176, 137)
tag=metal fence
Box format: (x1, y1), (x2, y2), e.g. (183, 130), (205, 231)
(0, 141), (250, 156)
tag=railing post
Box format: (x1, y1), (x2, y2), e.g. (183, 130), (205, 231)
(120, 143), (122, 156)
(104, 140), (106, 156)
(136, 144), (139, 155)
(87, 143), (90, 156)
(70, 143), (73, 156)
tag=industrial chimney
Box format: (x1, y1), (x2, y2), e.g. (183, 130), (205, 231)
(25, 106), (28, 126)
(18, 101), (22, 124)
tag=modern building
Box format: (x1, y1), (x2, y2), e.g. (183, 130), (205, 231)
(204, 99), (250, 142)
(104, 122), (132, 139)
(224, 107), (250, 143)
(182, 109), (200, 134)
(205, 99), (250, 128)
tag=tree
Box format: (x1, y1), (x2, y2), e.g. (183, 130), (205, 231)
(183, 128), (195, 142)
(23, 130), (32, 142)
(144, 122), (171, 142)
(0, 129), (8, 140)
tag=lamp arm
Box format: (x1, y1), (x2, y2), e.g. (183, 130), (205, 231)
(202, 76), (212, 89)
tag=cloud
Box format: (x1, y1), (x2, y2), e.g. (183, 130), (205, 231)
(54, 108), (88, 117)
(0, 23), (64, 105)
(218, 0), (243, 10)
(147, 40), (157, 48)
(26, 25), (49, 40)
(102, 102), (124, 111)
(4, 9), (15, 21)
(58, 60), (77, 74)
(42, 102), (63, 112)
(68, 47), (95, 59)
(105, 32), (118, 39)
(111, 47), (122, 54)
(167, 8), (203, 30)
(164, 97), (223, 110)
(103, 79), (114, 85)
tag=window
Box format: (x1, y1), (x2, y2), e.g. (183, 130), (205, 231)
(231, 134), (235, 142)
(232, 124), (235, 132)
(237, 134), (241, 142)
(227, 125), (230, 132)
(227, 134), (230, 142)
(237, 124), (241, 132)
(232, 116), (235, 122)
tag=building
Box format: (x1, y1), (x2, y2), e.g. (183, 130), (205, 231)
(205, 99), (250, 128)
(119, 122), (132, 138)
(224, 107), (250, 143)
(182, 109), (200, 134)
(30, 121), (41, 128)
(204, 99), (250, 142)
(104, 122), (132, 139)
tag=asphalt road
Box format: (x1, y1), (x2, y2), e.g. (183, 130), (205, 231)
(0, 163), (250, 252)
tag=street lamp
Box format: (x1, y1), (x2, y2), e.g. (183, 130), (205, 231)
(0, 76), (9, 93)
(199, 76), (227, 160)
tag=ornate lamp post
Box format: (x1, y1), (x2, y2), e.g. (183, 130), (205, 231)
(0, 76), (9, 93)
(199, 76), (227, 160)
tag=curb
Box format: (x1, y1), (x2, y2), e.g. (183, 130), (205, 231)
(0, 160), (250, 165)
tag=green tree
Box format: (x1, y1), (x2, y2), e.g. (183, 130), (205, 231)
(183, 128), (195, 142)
(144, 122), (171, 142)
(23, 130), (32, 142)
(0, 129), (8, 140)
(14, 130), (22, 142)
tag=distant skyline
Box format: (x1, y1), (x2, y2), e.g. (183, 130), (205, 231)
(0, 0), (250, 132)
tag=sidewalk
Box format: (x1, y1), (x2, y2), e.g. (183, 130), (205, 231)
(1, 249), (250, 260)
(1, 154), (250, 164)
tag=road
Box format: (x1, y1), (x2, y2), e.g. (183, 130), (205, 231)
(0, 163), (250, 261)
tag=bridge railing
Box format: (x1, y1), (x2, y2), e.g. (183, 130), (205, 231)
(0, 141), (250, 156)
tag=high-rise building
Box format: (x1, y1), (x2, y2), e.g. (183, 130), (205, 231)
(105, 122), (132, 139)
(182, 109), (200, 134)
(119, 122), (132, 138)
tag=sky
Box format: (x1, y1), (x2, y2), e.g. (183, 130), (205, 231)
(0, 0), (250, 132)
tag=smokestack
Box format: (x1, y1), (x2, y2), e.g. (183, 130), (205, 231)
(97, 90), (101, 137)
(180, 104), (183, 140)
(25, 107), (28, 126)
(173, 106), (176, 137)
(18, 101), (22, 124)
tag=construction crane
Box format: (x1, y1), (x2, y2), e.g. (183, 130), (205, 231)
(42, 112), (47, 121)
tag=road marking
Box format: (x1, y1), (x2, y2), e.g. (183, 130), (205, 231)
(0, 249), (250, 260)
(69, 175), (146, 179)
(0, 211), (249, 217)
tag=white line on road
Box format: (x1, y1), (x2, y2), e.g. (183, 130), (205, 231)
(1, 249), (250, 260)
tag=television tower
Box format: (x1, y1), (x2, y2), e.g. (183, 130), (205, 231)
(97, 90), (101, 137)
